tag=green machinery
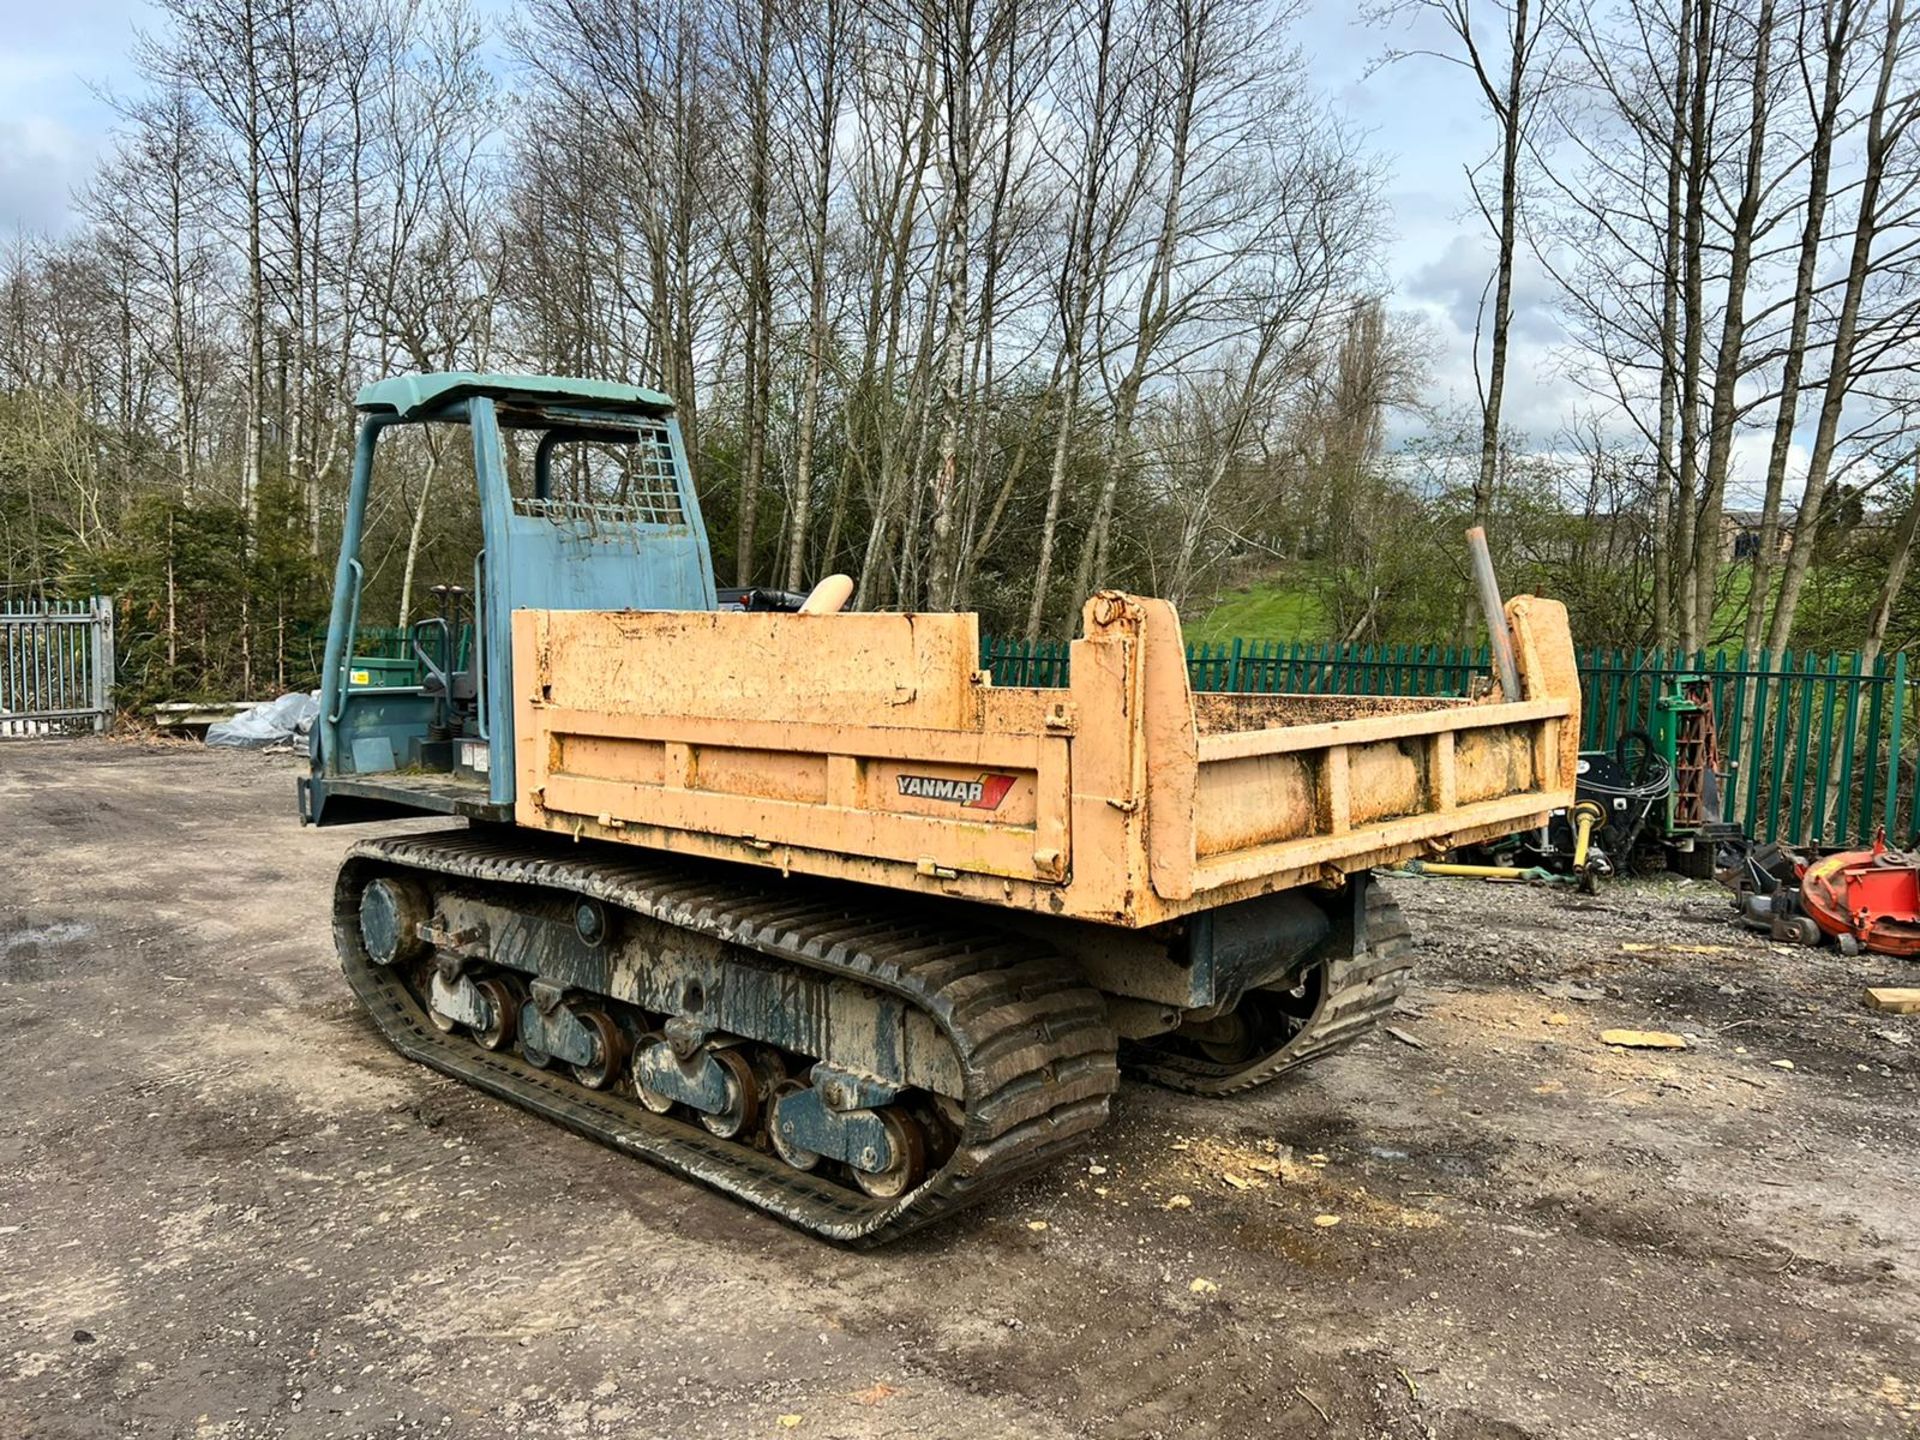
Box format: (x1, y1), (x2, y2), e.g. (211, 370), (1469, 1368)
(1417, 673), (1728, 887)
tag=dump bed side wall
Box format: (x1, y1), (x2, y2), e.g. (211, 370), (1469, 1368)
(514, 609), (1074, 888)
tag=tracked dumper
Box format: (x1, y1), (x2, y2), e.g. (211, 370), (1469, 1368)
(306, 373), (1582, 1243)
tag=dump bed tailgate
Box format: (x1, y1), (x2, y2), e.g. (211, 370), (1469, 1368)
(513, 592), (1579, 927)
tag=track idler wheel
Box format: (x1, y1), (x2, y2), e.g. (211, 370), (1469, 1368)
(359, 877), (430, 966)
(570, 1010), (626, 1090)
(852, 1110), (927, 1200)
(470, 978), (519, 1052)
(1177, 982), (1319, 1066)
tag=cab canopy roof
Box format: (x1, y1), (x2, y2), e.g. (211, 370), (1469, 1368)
(354, 372), (676, 422)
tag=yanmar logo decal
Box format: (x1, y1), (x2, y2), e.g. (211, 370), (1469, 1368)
(896, 772), (1017, 810)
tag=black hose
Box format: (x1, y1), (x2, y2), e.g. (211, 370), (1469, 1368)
(1580, 729), (1673, 862)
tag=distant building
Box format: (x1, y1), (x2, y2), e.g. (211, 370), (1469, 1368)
(1724, 508), (1796, 562)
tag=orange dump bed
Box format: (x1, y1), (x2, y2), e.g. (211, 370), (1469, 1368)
(512, 592), (1581, 928)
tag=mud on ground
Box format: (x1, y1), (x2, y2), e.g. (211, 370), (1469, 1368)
(2, 740), (1916, 1440)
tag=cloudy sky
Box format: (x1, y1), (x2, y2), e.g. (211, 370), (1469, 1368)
(1, 0), (1555, 441)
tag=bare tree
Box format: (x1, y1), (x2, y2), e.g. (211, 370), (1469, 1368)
(1687, 0), (1778, 649)
(1741, 0), (1854, 664)
(1765, 0), (1920, 666)
(1021, 0), (1141, 636)
(146, 0), (278, 528)
(1371, 0), (1558, 532)
(780, 0), (848, 591)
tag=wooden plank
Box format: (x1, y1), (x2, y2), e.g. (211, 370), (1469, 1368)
(1865, 987), (1920, 1015)
(151, 702), (250, 729)
(1600, 1029), (1688, 1050)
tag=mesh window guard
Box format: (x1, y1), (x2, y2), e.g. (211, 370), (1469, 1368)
(513, 421), (687, 528)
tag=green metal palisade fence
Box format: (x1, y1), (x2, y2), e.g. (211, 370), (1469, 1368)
(980, 635), (1917, 849)
(354, 624), (473, 668)
(353, 625), (416, 660)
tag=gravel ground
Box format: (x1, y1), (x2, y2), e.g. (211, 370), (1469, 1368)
(2, 739), (1917, 1440)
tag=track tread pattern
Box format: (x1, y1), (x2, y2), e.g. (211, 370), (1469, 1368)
(334, 831), (1118, 1244)
(1123, 882), (1414, 1096)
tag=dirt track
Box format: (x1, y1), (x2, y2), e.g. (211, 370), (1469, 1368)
(3, 739), (1917, 1439)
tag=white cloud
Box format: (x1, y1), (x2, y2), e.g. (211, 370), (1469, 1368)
(0, 0), (148, 236)
(0, 116), (93, 235)
(1406, 233), (1564, 348)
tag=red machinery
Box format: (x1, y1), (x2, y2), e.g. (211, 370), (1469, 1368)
(1798, 833), (1920, 959)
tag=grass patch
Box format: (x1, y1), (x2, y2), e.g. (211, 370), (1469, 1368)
(1187, 571), (1327, 644)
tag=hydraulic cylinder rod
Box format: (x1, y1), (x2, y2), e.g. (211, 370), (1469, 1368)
(1467, 527), (1522, 702)
(1571, 801), (1605, 870)
(1403, 859), (1564, 884)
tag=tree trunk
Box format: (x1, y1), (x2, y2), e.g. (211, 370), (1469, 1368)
(1650, 0), (1693, 649)
(1862, 464), (1920, 667)
(1066, 0), (1201, 621)
(165, 505), (178, 671)
(1674, 0), (1713, 648)
(397, 432), (441, 628)
(1473, 0), (1531, 531)
(1024, 0), (1115, 638)
(1741, 0), (1848, 663)
(1689, 0), (1775, 646)
(922, 0), (977, 613)
(734, 0), (776, 586)
(784, 0), (842, 592)
(1765, 0), (1907, 666)
(243, 0), (265, 529)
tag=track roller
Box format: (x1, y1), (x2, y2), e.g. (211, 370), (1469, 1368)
(470, 977), (519, 1052)
(516, 984), (624, 1085)
(632, 1034), (764, 1139)
(570, 1010), (626, 1090)
(766, 1065), (927, 1196)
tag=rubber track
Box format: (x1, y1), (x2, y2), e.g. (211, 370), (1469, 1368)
(334, 830), (1119, 1245)
(1122, 882), (1414, 1096)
